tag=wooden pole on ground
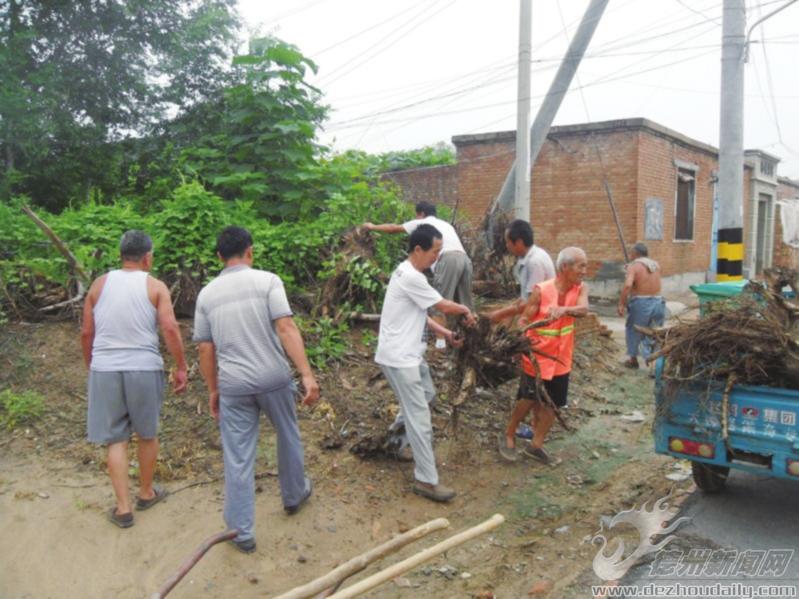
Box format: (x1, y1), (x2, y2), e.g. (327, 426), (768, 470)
(327, 514), (505, 599)
(274, 518), (450, 599)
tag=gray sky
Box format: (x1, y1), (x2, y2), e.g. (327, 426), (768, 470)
(238, 0), (799, 178)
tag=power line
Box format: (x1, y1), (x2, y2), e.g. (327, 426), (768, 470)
(318, 0), (456, 87)
(309, 0), (431, 58)
(326, 7), (724, 130)
(326, 47), (720, 132)
(324, 0), (722, 134)
(259, 0), (333, 26)
(674, 0), (722, 25)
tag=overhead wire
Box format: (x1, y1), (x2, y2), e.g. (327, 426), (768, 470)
(327, 46), (720, 132)
(327, 20), (721, 132)
(318, 0), (457, 87)
(309, 0), (431, 57)
(326, 4), (724, 131)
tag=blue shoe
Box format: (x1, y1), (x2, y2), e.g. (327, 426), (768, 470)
(284, 479), (313, 515)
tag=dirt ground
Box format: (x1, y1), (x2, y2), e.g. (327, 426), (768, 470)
(0, 319), (690, 598)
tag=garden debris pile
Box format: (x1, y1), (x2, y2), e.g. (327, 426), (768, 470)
(645, 281), (799, 390)
(340, 318), (619, 460)
(316, 227), (386, 320)
(456, 216), (516, 299)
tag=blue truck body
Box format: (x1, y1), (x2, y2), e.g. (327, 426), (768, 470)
(653, 281), (799, 489)
(654, 362), (799, 482)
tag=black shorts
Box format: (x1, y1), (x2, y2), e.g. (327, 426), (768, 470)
(517, 372), (570, 408)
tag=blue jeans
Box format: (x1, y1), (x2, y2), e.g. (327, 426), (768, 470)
(625, 296), (666, 360)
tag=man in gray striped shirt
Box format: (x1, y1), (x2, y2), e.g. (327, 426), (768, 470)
(194, 226), (320, 554)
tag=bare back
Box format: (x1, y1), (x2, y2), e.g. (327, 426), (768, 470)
(628, 262), (662, 297)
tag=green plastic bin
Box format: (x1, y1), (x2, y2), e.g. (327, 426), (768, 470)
(690, 280), (749, 316)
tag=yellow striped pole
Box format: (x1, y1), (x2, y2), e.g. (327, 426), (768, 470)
(716, 227), (743, 281)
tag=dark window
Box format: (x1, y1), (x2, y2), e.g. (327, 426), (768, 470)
(761, 160), (774, 176)
(675, 169), (695, 240)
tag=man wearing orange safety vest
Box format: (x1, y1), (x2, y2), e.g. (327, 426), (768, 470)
(501, 247), (589, 464)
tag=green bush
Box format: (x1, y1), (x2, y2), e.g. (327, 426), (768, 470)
(295, 316), (349, 370)
(0, 389), (45, 430)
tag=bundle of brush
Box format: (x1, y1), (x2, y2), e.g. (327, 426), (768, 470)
(456, 213), (516, 297)
(763, 266), (799, 296)
(643, 281), (799, 389)
(448, 315), (558, 406)
(316, 227), (385, 319)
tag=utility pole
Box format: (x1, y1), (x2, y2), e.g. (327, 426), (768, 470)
(486, 0), (609, 239)
(716, 0), (746, 281)
(514, 0), (532, 221)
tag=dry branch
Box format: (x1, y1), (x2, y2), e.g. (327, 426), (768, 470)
(644, 281), (799, 390)
(21, 205), (89, 285)
(275, 518), (450, 599)
(328, 514), (505, 599)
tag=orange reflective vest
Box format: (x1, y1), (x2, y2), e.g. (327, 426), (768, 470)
(521, 278), (582, 380)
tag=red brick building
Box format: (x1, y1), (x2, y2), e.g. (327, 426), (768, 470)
(388, 118), (795, 298)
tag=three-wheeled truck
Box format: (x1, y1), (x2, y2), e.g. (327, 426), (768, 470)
(653, 281), (799, 492)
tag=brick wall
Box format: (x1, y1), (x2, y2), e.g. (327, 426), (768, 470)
(451, 119), (731, 279)
(381, 164), (459, 210)
(635, 132), (718, 277)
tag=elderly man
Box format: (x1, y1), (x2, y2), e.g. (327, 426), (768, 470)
(194, 226), (320, 554)
(363, 201), (473, 348)
(81, 230), (188, 528)
(376, 224), (476, 502)
(617, 242), (665, 369)
(486, 219), (555, 323)
(500, 247), (589, 463)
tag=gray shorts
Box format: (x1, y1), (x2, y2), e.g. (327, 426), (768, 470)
(433, 251), (473, 309)
(87, 370), (165, 444)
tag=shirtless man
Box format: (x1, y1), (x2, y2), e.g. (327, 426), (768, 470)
(617, 243), (665, 369)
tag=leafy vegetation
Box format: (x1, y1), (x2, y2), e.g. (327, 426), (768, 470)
(0, 389), (45, 430)
(296, 316), (350, 370)
(1, 0), (241, 209)
(0, 19), (455, 322)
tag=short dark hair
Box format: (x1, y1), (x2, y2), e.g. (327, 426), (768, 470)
(120, 230), (153, 261)
(506, 219), (534, 247)
(632, 242), (648, 257)
(216, 226), (253, 260)
(414, 201), (437, 217)
(408, 223), (442, 253)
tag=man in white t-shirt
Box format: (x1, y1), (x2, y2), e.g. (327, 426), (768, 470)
(376, 224), (476, 502)
(364, 201), (473, 347)
(485, 219), (555, 323)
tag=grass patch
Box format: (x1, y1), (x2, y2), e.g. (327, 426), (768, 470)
(0, 389), (45, 429)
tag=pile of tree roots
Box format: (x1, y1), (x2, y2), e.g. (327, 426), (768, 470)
(644, 279), (799, 390)
(316, 227), (386, 320)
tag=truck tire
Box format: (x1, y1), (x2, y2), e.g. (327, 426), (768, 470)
(691, 462), (729, 494)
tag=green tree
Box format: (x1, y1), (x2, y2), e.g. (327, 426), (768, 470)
(0, 0), (240, 209)
(179, 37), (328, 219)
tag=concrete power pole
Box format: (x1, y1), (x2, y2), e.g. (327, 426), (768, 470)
(486, 0), (609, 238)
(716, 0), (746, 281)
(514, 0), (532, 221)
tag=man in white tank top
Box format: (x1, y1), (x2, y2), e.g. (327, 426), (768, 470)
(81, 230), (188, 529)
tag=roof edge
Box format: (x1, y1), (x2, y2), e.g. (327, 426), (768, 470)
(452, 118), (719, 156)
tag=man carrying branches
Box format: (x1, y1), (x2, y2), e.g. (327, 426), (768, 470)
(499, 247), (589, 463)
(375, 224), (476, 502)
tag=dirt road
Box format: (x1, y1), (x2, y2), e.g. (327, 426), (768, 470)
(0, 320), (686, 598)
